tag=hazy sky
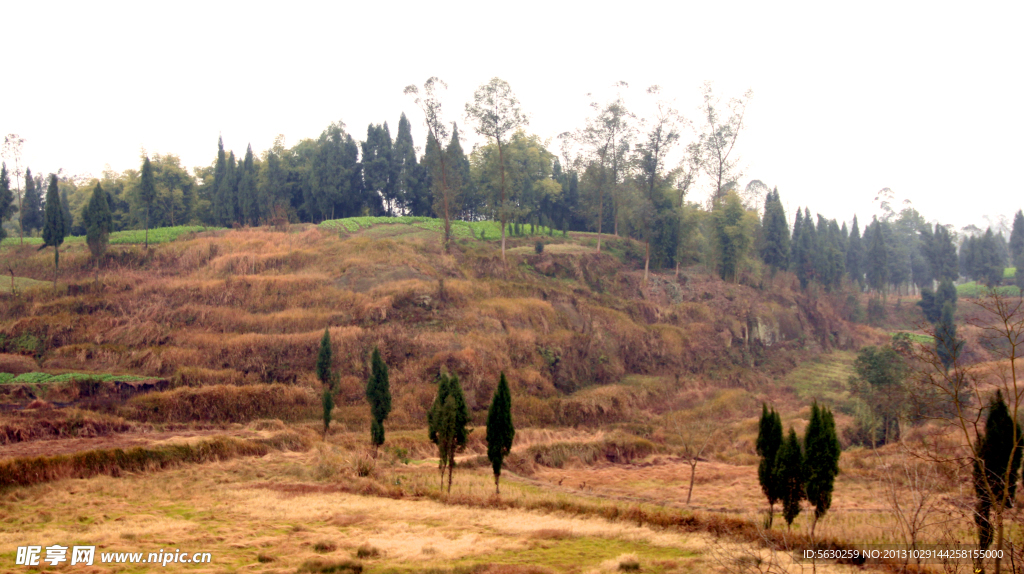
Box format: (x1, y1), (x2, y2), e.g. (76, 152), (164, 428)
(4, 1), (1021, 230)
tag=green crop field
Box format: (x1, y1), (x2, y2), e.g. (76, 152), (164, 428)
(0, 372), (157, 385)
(0, 225), (222, 247)
(318, 215), (557, 241)
(957, 281), (1021, 299)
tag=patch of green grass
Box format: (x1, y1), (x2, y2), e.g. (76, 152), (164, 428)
(890, 331), (931, 344)
(0, 225), (222, 247)
(0, 276), (48, 293)
(317, 216), (556, 242)
(0, 372), (156, 385)
(462, 536), (692, 572)
(784, 350), (857, 408)
(957, 281), (1021, 299)
(1005, 267), (1016, 279)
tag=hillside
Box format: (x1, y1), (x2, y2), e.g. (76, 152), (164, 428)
(0, 220), (873, 428)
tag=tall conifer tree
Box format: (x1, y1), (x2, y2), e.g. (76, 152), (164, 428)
(21, 168), (43, 235)
(486, 372), (515, 494)
(84, 182), (112, 280)
(804, 402), (841, 535)
(776, 427), (805, 527)
(238, 144), (258, 225)
(0, 163), (15, 242)
(760, 188), (790, 272)
(140, 155), (156, 248)
(41, 174), (66, 289)
(366, 347), (392, 455)
(428, 370), (470, 493)
(756, 404), (784, 527)
(973, 390), (1023, 564)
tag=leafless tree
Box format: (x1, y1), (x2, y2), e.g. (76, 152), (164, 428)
(405, 78), (460, 254)
(2, 134), (25, 245)
(669, 404), (719, 505)
(698, 82), (752, 205)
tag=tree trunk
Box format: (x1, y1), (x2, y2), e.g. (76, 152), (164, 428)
(596, 184), (603, 254)
(995, 507), (1004, 574)
(53, 246), (59, 290)
(686, 461), (697, 504)
(494, 473), (500, 495)
(643, 240), (651, 286)
(446, 453), (454, 494)
(145, 205), (150, 249)
(498, 139), (507, 265)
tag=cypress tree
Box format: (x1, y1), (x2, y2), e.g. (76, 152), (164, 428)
(316, 328), (334, 436)
(0, 163), (15, 242)
(447, 123), (475, 219)
(756, 404), (784, 527)
(428, 370), (470, 493)
(866, 218), (889, 295)
(776, 427), (805, 527)
(238, 144), (258, 225)
(917, 288), (939, 323)
(84, 182), (113, 280)
(363, 123), (394, 216)
(41, 174), (66, 289)
(366, 347), (392, 455)
(936, 279), (957, 312)
(979, 228), (1005, 287)
(791, 208), (804, 274)
(931, 224), (959, 282)
(486, 372), (515, 494)
(936, 302), (960, 371)
(21, 168), (43, 235)
(393, 112), (428, 216)
(1010, 210), (1024, 265)
(795, 208), (816, 289)
(973, 391), (1023, 559)
(59, 188), (73, 234)
(804, 402), (841, 534)
(140, 155), (156, 248)
(316, 328), (332, 386)
(213, 137), (229, 225)
(760, 188), (790, 273)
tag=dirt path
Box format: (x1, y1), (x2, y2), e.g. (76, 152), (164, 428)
(0, 428), (260, 460)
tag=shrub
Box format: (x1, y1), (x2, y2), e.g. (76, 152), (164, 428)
(313, 540), (337, 553)
(355, 544), (380, 559)
(535, 241), (544, 254)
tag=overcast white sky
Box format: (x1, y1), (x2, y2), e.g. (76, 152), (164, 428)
(3, 1), (1021, 230)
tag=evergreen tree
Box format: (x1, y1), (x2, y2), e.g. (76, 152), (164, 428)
(41, 174), (66, 289)
(0, 163), (15, 242)
(140, 155), (156, 248)
(362, 123), (394, 216)
(979, 228), (1005, 287)
(1010, 210), (1024, 265)
(931, 224), (959, 281)
(760, 188), (790, 273)
(213, 137), (230, 225)
(936, 279), (957, 312)
(316, 328), (332, 386)
(84, 182), (112, 280)
(486, 372), (515, 494)
(790, 208), (804, 275)
(711, 191), (751, 282)
(917, 288), (939, 323)
(866, 218), (889, 294)
(804, 402), (841, 534)
(776, 427), (805, 527)
(428, 370), (470, 493)
(392, 112), (428, 216)
(936, 302), (960, 371)
(366, 347), (392, 455)
(846, 216), (864, 286)
(59, 188), (73, 234)
(795, 208), (816, 289)
(973, 391), (1023, 555)
(447, 123), (476, 220)
(238, 144), (258, 225)
(316, 328), (334, 436)
(21, 168), (43, 235)
(756, 404), (784, 527)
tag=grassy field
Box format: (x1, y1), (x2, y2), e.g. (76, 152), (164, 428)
(318, 216), (558, 241)
(0, 225), (222, 247)
(0, 275), (47, 293)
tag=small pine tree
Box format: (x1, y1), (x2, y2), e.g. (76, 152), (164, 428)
(936, 302), (960, 371)
(316, 328), (334, 436)
(804, 402), (841, 535)
(0, 163), (15, 242)
(973, 391), (1023, 554)
(756, 404), (783, 527)
(366, 347), (392, 455)
(20, 168), (43, 236)
(776, 427), (805, 527)
(428, 370), (470, 493)
(41, 174), (66, 289)
(84, 182), (113, 281)
(486, 372), (515, 494)
(316, 328), (332, 386)
(140, 155), (156, 249)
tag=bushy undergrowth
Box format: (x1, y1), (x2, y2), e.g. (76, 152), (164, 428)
(0, 225), (221, 247)
(121, 384), (317, 423)
(0, 432), (310, 489)
(0, 409), (135, 444)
